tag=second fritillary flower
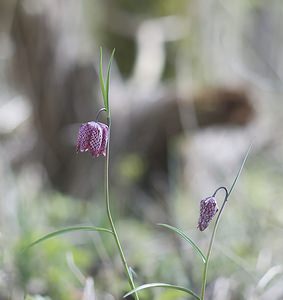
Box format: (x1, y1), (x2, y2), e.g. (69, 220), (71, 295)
(76, 121), (109, 157)
(197, 196), (219, 231)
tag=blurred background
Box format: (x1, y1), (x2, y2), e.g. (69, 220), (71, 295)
(0, 0), (283, 299)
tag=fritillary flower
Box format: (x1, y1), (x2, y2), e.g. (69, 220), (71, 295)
(197, 196), (218, 231)
(76, 121), (109, 157)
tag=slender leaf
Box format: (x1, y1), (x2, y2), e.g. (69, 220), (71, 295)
(124, 283), (200, 300)
(105, 48), (115, 112)
(158, 223), (206, 263)
(228, 142), (253, 196)
(99, 47), (107, 108)
(25, 225), (113, 250)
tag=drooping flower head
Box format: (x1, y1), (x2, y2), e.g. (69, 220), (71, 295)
(197, 196), (218, 231)
(76, 121), (109, 157)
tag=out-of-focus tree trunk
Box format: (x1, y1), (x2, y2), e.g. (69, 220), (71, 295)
(10, 0), (101, 196)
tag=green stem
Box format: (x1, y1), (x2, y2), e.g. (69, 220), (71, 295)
(105, 117), (139, 300)
(200, 143), (252, 299)
(200, 192), (228, 300)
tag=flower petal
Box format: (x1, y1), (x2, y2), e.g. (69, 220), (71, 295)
(88, 122), (103, 157)
(76, 120), (109, 158)
(197, 197), (218, 231)
(76, 123), (91, 152)
(97, 122), (109, 156)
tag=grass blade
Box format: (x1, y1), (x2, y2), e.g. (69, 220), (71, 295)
(105, 48), (115, 112)
(124, 283), (200, 300)
(25, 225), (113, 250)
(228, 142), (253, 196)
(158, 223), (206, 263)
(99, 47), (107, 108)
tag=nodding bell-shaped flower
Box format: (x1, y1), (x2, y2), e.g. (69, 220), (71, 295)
(197, 196), (218, 231)
(76, 121), (109, 157)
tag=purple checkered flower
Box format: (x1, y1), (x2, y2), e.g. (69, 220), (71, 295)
(197, 196), (219, 231)
(76, 121), (109, 157)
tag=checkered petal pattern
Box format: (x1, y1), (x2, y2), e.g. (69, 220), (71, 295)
(76, 121), (109, 157)
(197, 196), (219, 231)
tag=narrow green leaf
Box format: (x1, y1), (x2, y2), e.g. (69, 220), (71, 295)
(228, 142), (253, 196)
(158, 223), (206, 263)
(99, 47), (107, 109)
(25, 225), (113, 250)
(124, 283), (200, 300)
(105, 48), (115, 112)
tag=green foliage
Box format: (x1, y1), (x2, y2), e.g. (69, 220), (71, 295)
(25, 296), (51, 300)
(124, 283), (200, 299)
(119, 154), (146, 182)
(25, 225), (112, 250)
(158, 223), (206, 263)
(12, 191), (106, 300)
(9, 156), (283, 300)
(117, 0), (188, 16)
(16, 234), (92, 300)
(99, 47), (115, 113)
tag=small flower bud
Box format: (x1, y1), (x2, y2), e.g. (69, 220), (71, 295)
(197, 196), (218, 231)
(76, 121), (109, 157)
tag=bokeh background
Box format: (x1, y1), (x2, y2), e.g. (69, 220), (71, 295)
(0, 0), (283, 299)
